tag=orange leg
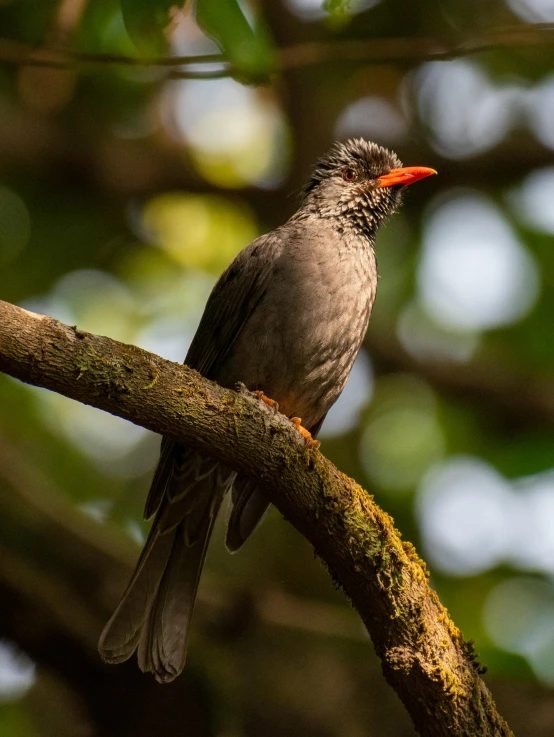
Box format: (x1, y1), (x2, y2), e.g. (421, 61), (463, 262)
(253, 391), (319, 448)
(253, 390), (279, 411)
(291, 417), (320, 448)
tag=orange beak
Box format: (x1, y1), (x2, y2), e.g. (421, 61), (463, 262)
(377, 166), (437, 188)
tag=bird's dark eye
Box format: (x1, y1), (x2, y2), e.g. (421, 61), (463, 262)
(343, 168), (357, 182)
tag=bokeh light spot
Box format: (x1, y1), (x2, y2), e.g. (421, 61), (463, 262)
(483, 576), (554, 686)
(417, 456), (511, 575)
(397, 300), (479, 363)
(414, 61), (519, 159)
(506, 0), (554, 22)
(509, 471), (554, 574)
(419, 460), (554, 579)
(418, 192), (540, 330)
(360, 375), (443, 491)
(514, 167), (554, 234)
(142, 193), (257, 273)
(26, 269), (139, 344)
(526, 74), (554, 150)
(335, 97), (407, 143)
(165, 78), (290, 188)
(33, 389), (150, 469)
(0, 642), (35, 702)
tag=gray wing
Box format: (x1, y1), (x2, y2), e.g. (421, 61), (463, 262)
(144, 231), (282, 521)
(185, 231), (282, 379)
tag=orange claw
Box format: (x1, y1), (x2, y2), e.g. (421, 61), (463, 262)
(253, 390), (279, 410)
(291, 417), (320, 448)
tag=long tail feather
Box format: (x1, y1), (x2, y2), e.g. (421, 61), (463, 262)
(99, 446), (233, 682)
(137, 512), (218, 681)
(226, 479), (271, 553)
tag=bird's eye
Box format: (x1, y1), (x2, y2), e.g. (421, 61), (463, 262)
(343, 169), (357, 182)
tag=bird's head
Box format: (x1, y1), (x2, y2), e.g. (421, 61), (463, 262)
(303, 139), (436, 237)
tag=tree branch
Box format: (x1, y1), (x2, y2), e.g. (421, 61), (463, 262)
(0, 23), (553, 79)
(0, 298), (512, 737)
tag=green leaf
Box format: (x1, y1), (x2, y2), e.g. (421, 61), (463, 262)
(120, 0), (180, 55)
(195, 0), (275, 81)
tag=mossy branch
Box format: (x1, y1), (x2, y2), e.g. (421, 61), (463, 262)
(0, 298), (512, 737)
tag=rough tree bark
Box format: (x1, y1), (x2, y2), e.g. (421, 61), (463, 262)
(0, 298), (513, 737)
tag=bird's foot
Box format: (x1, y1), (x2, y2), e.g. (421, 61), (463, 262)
(253, 390), (279, 412)
(250, 391), (318, 448)
(291, 417), (320, 448)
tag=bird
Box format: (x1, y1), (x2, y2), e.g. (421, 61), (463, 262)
(98, 139), (436, 682)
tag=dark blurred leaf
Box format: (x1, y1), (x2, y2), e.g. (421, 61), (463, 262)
(120, 0), (181, 54)
(195, 0), (275, 81)
(0, 0), (58, 46)
(78, 0), (137, 55)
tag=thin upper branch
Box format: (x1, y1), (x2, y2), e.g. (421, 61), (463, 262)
(0, 23), (553, 80)
(0, 298), (512, 737)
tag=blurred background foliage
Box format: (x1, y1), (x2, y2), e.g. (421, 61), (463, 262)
(1, 0), (554, 735)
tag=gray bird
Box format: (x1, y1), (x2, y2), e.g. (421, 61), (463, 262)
(98, 139), (435, 682)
